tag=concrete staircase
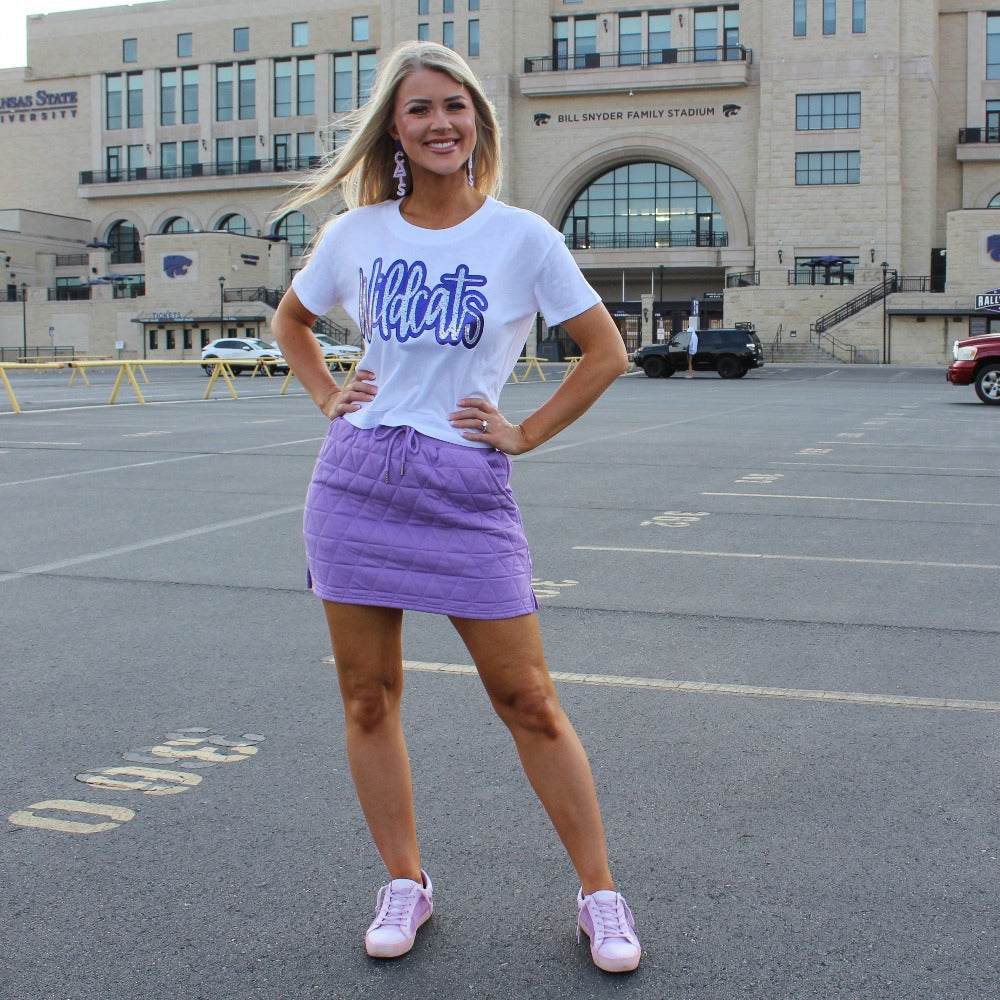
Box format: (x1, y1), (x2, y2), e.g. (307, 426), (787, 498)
(766, 339), (838, 363)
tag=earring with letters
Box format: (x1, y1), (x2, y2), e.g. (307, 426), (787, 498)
(467, 153), (475, 188)
(392, 142), (407, 198)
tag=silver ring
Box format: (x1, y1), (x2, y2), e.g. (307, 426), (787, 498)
(481, 419), (488, 432)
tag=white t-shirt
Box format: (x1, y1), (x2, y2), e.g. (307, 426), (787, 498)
(292, 196), (600, 447)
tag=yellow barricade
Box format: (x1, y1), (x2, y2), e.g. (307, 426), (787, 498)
(0, 361), (66, 414)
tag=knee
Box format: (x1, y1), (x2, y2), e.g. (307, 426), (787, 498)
(341, 679), (400, 735)
(494, 684), (563, 740)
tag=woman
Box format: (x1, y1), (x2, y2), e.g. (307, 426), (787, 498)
(272, 40), (641, 974)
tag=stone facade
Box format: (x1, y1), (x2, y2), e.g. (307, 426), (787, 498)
(2, 0), (1000, 362)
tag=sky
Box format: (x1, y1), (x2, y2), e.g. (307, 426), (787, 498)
(2, 1), (163, 70)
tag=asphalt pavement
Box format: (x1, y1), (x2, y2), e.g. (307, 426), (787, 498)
(1, 362), (997, 999)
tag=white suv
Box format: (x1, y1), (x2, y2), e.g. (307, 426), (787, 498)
(200, 338), (287, 375)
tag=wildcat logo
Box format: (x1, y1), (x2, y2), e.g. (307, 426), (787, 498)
(534, 113), (551, 126)
(163, 255), (193, 278)
(988, 235), (1000, 263)
(723, 104), (741, 117)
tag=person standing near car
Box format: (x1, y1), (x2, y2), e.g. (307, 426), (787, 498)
(271, 41), (641, 973)
(686, 322), (699, 378)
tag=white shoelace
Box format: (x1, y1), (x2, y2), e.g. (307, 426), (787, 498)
(578, 892), (632, 945)
(372, 883), (418, 930)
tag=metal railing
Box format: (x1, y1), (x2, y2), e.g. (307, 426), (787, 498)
(55, 254), (89, 267)
(810, 327), (880, 364)
(958, 126), (1000, 144)
(225, 286), (349, 339)
(0, 345), (75, 362)
(79, 156), (323, 186)
(524, 45), (751, 73)
(726, 270), (759, 288)
(565, 231), (728, 250)
(813, 276), (896, 334)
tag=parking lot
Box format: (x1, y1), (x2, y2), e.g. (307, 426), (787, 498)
(1, 362), (997, 999)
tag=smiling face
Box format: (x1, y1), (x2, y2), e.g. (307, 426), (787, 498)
(388, 66), (478, 187)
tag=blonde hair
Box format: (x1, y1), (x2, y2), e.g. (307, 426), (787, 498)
(281, 41), (501, 216)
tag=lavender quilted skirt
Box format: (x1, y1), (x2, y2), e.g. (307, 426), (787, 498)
(303, 420), (537, 619)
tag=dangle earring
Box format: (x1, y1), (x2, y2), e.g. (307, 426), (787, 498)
(393, 142), (408, 198)
(467, 153), (475, 188)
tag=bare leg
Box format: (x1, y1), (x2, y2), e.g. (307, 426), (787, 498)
(324, 601), (422, 882)
(450, 613), (614, 895)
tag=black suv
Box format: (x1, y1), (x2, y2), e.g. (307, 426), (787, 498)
(633, 328), (765, 379)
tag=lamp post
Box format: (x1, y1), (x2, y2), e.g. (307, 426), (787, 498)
(880, 260), (889, 365)
(218, 275), (226, 339)
(20, 282), (27, 360)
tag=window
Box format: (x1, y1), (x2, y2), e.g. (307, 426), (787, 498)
(358, 52), (377, 104)
(165, 329), (176, 350)
(443, 21), (454, 48)
(122, 38), (137, 63)
(418, 22), (430, 41)
(161, 142), (177, 178)
(794, 0), (807, 37)
(216, 137), (233, 174)
(182, 67), (198, 123)
(177, 32), (192, 58)
(217, 213), (252, 235)
(469, 0), (479, 9)
(989, 15), (1000, 79)
(106, 75), (122, 129)
(297, 131), (316, 167)
(292, 21), (308, 47)
(852, 0), (866, 33)
(234, 27), (249, 53)
(795, 151), (860, 185)
(552, 20), (569, 69)
(823, 0), (836, 35)
(468, 19), (479, 57)
(126, 144), (143, 175)
(694, 10), (718, 61)
(333, 54), (353, 112)
(574, 17), (597, 68)
(149, 330), (158, 351)
(619, 14), (642, 67)
(560, 161), (725, 250)
(796, 92), (860, 130)
(648, 13), (672, 62)
(106, 145), (122, 179)
(297, 57), (315, 115)
(160, 216), (192, 234)
(274, 59), (292, 116)
(274, 211), (311, 256)
(238, 136), (256, 170)
(160, 70), (177, 125)
(108, 220), (140, 264)
(274, 133), (291, 167)
(352, 17), (370, 42)
(988, 100), (1000, 142)
(238, 62), (255, 119)
(724, 7), (740, 59)
(444, 0), (454, 11)
(181, 139), (199, 176)
(418, 0), (429, 13)
(126, 72), (142, 128)
(216, 65), (233, 121)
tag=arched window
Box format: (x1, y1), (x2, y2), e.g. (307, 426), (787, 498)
(989, 192), (1000, 208)
(107, 220), (141, 264)
(216, 213), (252, 236)
(160, 216), (193, 234)
(273, 211), (311, 256)
(560, 162), (725, 250)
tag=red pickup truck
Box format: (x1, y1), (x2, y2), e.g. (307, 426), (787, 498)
(946, 334), (1000, 404)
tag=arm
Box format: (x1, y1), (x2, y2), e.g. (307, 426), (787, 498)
(271, 287), (376, 419)
(450, 302), (627, 454)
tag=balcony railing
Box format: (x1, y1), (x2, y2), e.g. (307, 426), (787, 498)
(565, 231), (728, 250)
(55, 254), (89, 267)
(524, 45), (750, 73)
(47, 286), (92, 301)
(79, 155), (323, 185)
(958, 126), (1000, 144)
(726, 270), (759, 288)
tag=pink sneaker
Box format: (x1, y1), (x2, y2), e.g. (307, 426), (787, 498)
(577, 888), (641, 972)
(364, 870), (433, 958)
